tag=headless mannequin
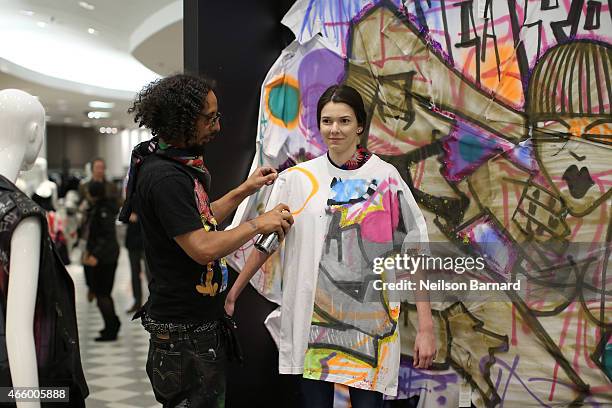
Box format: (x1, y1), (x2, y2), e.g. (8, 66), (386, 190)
(28, 158), (59, 210)
(0, 89), (45, 408)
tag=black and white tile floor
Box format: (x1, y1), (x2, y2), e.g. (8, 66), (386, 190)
(67, 248), (158, 408)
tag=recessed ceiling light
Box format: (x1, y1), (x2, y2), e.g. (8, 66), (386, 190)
(36, 21), (47, 28)
(78, 1), (95, 11)
(88, 101), (114, 109)
(99, 127), (118, 134)
(87, 27), (98, 35)
(20, 10), (35, 16)
(88, 111), (111, 119)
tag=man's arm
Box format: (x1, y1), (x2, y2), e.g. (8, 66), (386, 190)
(210, 185), (250, 224)
(175, 204), (293, 265)
(211, 166), (277, 223)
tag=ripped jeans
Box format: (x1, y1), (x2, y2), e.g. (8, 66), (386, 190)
(145, 326), (226, 408)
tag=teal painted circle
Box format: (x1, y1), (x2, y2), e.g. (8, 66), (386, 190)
(268, 83), (299, 125)
(459, 134), (485, 162)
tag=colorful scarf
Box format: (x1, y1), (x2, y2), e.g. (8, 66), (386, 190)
(328, 144), (372, 170)
(119, 137), (211, 222)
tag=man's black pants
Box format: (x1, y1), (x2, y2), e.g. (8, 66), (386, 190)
(146, 327), (226, 408)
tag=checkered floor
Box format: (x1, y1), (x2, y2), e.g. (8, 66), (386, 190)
(67, 248), (159, 408)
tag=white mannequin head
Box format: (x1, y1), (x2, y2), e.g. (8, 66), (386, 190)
(19, 157), (46, 196)
(35, 158), (49, 180)
(0, 89), (45, 182)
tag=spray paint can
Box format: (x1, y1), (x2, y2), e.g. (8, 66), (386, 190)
(254, 232), (280, 254)
(254, 209), (290, 254)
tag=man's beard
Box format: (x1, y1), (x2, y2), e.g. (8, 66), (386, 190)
(186, 143), (205, 154)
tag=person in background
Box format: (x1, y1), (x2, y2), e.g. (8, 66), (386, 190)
(125, 211), (150, 314)
(82, 180), (121, 341)
(78, 158), (121, 302)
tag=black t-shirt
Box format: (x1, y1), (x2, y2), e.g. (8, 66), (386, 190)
(135, 154), (228, 323)
(86, 199), (120, 263)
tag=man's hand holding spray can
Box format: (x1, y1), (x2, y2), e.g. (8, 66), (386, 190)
(255, 209), (291, 254)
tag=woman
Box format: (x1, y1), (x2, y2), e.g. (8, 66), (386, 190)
(226, 84), (436, 407)
(83, 180), (121, 341)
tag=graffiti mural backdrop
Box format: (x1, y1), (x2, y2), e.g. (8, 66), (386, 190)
(228, 0), (611, 406)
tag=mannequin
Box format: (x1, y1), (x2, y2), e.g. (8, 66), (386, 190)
(0, 90), (88, 408)
(0, 89), (45, 407)
(17, 158), (58, 207)
(31, 158), (60, 211)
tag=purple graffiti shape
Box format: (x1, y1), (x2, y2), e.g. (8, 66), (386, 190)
(298, 48), (345, 148)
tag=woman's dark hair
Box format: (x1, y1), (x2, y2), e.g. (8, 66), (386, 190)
(128, 74), (215, 146)
(316, 84), (367, 132)
(88, 181), (106, 200)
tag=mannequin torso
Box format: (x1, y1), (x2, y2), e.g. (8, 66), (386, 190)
(0, 89), (45, 408)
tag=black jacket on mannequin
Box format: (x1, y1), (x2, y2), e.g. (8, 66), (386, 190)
(0, 174), (88, 406)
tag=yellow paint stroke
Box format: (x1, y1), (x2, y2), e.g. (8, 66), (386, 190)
(389, 305), (400, 320)
(327, 353), (371, 369)
(371, 341), (390, 390)
(331, 198), (385, 228)
(343, 372), (368, 385)
(286, 167), (319, 215)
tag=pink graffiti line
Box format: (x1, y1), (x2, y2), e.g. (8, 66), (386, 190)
(414, 157), (426, 189)
(512, 303), (518, 346)
(502, 179), (511, 228)
(549, 302), (577, 400)
(573, 311), (584, 374)
(582, 316), (598, 371)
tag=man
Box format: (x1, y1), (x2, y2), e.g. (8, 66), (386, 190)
(78, 158), (120, 207)
(122, 74), (293, 407)
(78, 158), (120, 302)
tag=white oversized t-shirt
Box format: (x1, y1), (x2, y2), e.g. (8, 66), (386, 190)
(263, 154), (428, 396)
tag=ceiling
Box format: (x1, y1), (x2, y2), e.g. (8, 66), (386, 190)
(133, 20), (183, 77)
(0, 0), (184, 129)
(6, 0), (177, 48)
(0, 71), (134, 129)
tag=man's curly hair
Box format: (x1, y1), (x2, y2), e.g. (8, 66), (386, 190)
(128, 74), (215, 146)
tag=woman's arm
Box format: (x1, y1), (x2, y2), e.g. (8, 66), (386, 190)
(413, 296), (436, 368)
(224, 249), (272, 316)
(395, 170), (436, 368)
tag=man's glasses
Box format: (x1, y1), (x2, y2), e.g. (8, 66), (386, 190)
(200, 111), (221, 127)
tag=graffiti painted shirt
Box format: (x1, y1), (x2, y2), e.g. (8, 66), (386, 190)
(136, 155), (228, 323)
(263, 154), (428, 395)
